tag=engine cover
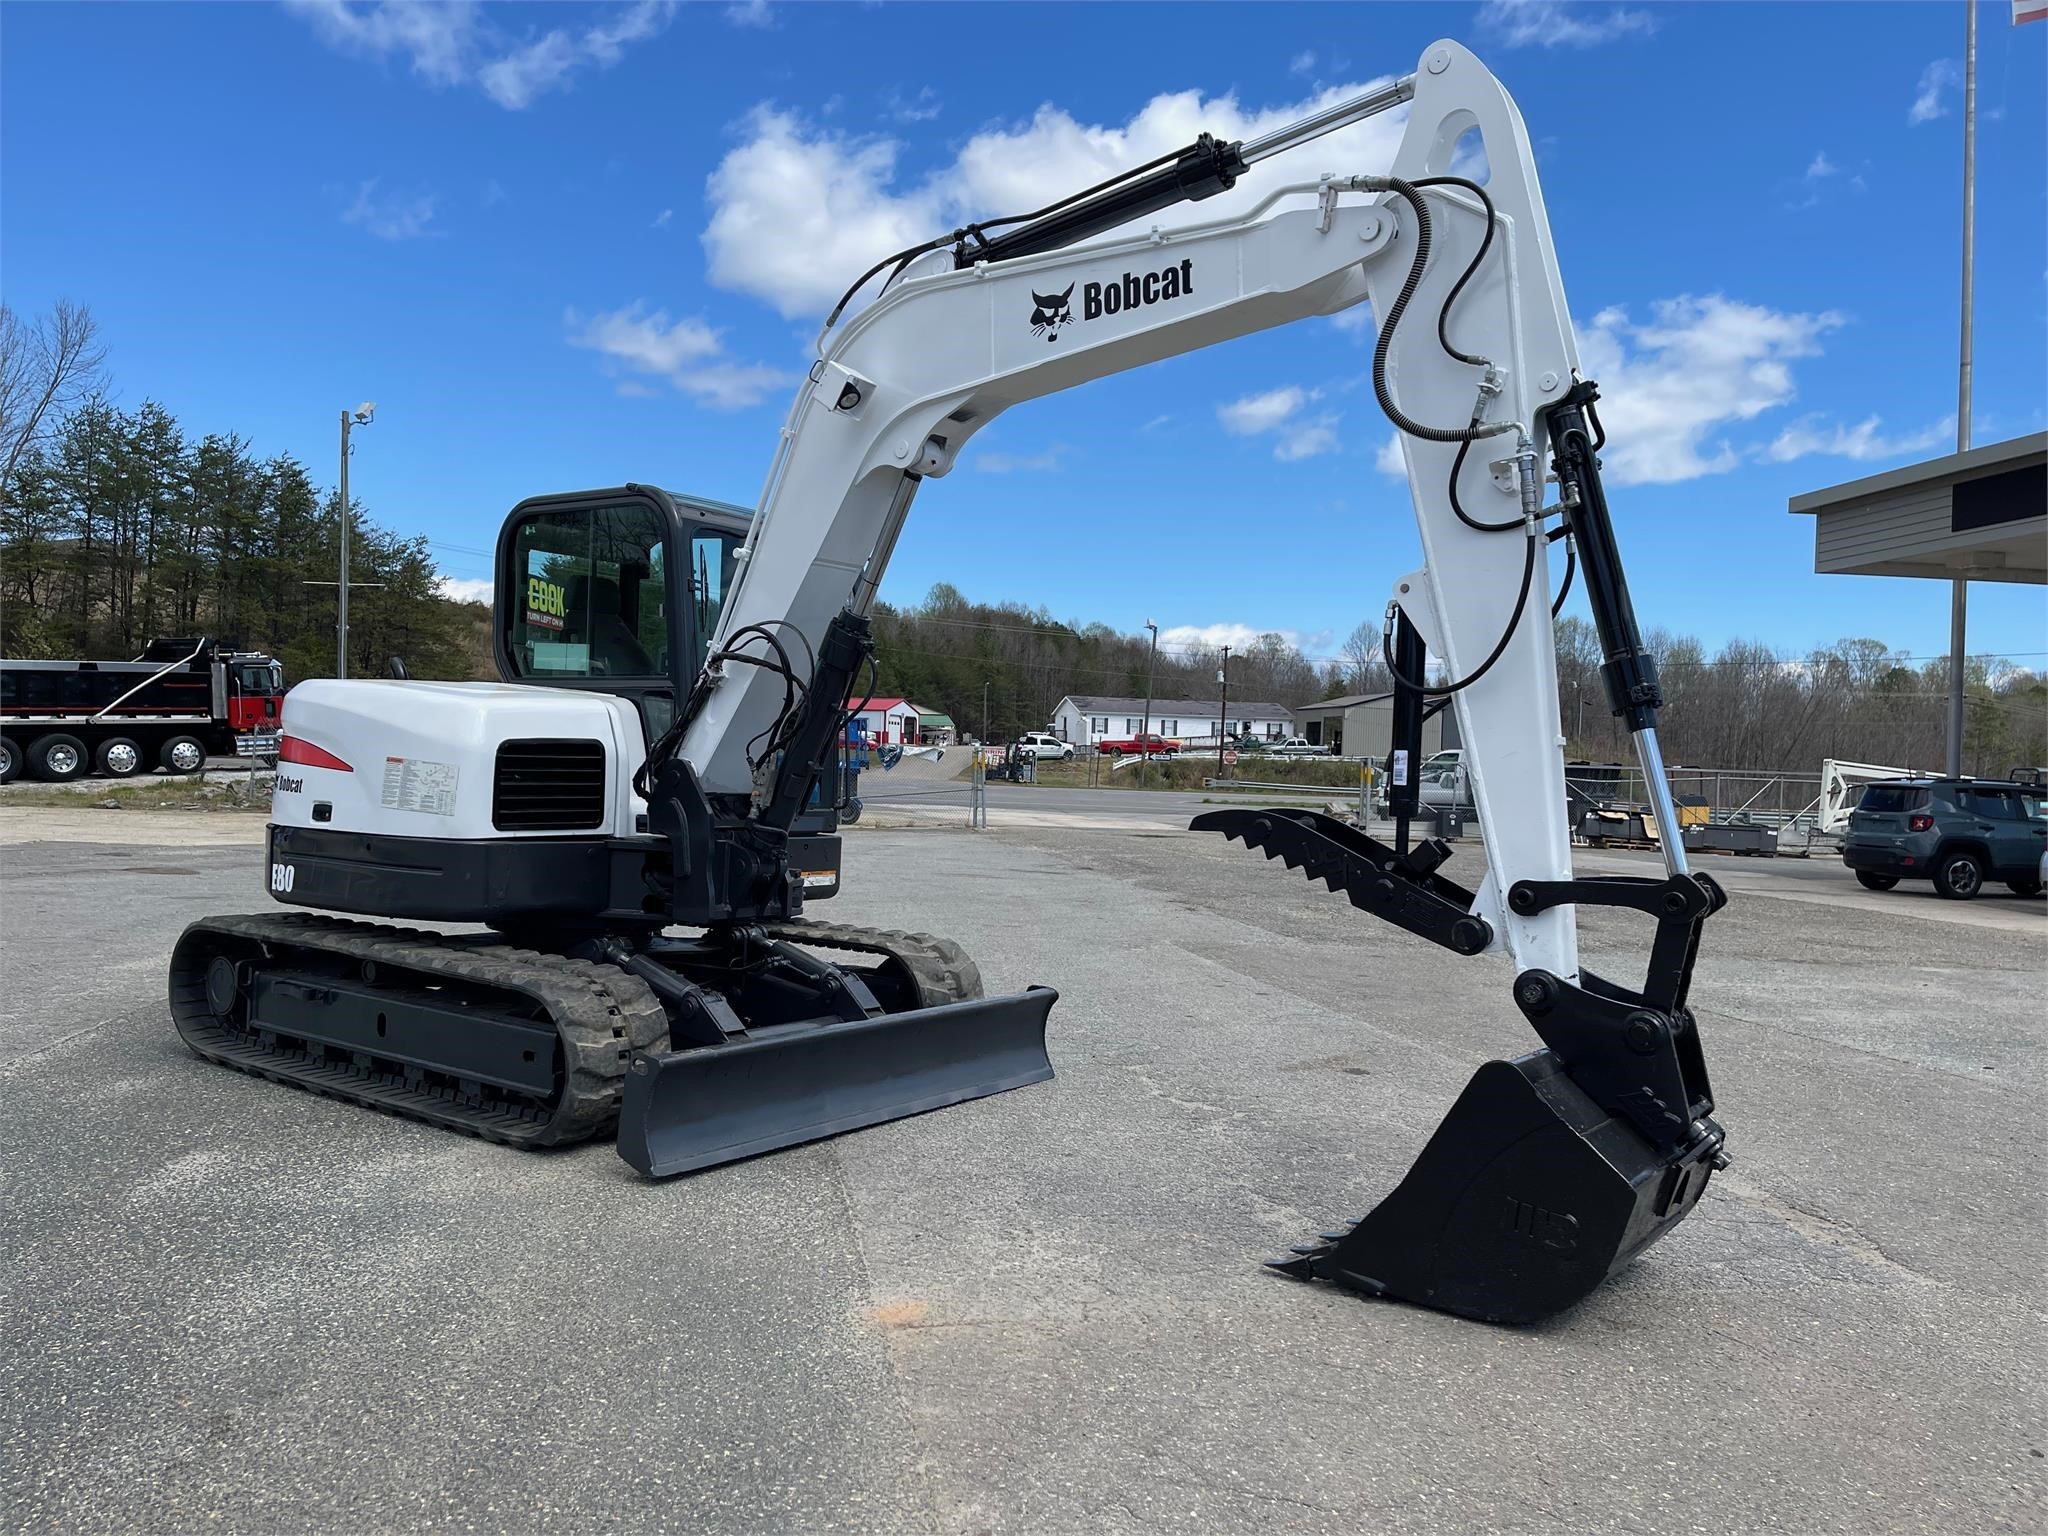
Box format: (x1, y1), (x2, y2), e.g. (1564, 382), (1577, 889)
(269, 679), (647, 842)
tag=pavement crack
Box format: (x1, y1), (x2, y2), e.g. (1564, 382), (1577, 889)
(1716, 1173), (1939, 1286)
(823, 1145), (950, 1535)
(0, 1016), (126, 1076)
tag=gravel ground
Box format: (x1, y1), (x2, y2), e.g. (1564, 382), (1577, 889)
(2, 815), (2042, 1534)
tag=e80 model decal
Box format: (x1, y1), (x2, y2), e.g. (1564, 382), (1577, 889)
(270, 862), (296, 893)
(1028, 260), (1195, 343)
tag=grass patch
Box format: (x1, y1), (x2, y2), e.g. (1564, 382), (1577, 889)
(1020, 755), (1371, 792)
(2, 775), (272, 812)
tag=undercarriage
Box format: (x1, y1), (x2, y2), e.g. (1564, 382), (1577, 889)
(171, 914), (1054, 1171)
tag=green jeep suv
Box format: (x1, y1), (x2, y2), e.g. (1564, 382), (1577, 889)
(1842, 777), (2046, 900)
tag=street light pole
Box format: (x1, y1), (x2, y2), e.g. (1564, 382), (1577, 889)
(336, 402), (375, 679)
(1140, 619), (1158, 790)
(1945, 0), (1977, 778)
(1216, 644), (1230, 772)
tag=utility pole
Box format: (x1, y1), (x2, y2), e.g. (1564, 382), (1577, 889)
(982, 679), (991, 744)
(1140, 618), (1158, 790)
(1946, 0), (1977, 778)
(1216, 644), (1230, 771)
(336, 402), (375, 679)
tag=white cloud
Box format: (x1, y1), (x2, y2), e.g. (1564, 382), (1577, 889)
(483, 177), (508, 207)
(1910, 59), (1960, 124)
(725, 0), (775, 27)
(1289, 50), (1316, 75)
(652, 208), (674, 228)
(1806, 150), (1838, 180)
(288, 0), (676, 111)
(436, 576), (494, 605)
(973, 444), (1067, 473)
(1332, 304), (1375, 338)
(1574, 294), (1844, 485)
(1476, 0), (1656, 49)
(1159, 622), (1312, 654)
(1217, 385), (1341, 461)
(702, 76), (1410, 319)
(285, 0), (481, 85)
(882, 85), (941, 123)
(341, 179), (438, 240)
(1219, 386), (1311, 436)
(1375, 432), (1405, 477)
(566, 302), (795, 409)
(1274, 414), (1339, 461)
(1765, 413), (1954, 465)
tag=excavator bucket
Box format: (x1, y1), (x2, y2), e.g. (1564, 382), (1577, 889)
(618, 987), (1057, 1177)
(1269, 1049), (1724, 1325)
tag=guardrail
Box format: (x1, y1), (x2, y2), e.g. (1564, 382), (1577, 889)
(1202, 778), (1350, 794)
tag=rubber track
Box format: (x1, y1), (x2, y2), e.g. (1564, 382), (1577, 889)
(756, 919), (984, 1008)
(170, 913), (668, 1149)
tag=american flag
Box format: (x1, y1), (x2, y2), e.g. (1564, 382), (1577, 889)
(2016, 0), (2048, 24)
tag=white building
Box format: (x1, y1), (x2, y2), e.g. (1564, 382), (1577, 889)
(1050, 694), (1297, 748)
(847, 696), (927, 745)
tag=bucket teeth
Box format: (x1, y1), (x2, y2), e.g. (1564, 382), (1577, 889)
(1265, 1251), (1322, 1277)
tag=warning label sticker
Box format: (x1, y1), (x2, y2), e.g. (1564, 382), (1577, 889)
(381, 756), (459, 816)
(801, 870), (837, 889)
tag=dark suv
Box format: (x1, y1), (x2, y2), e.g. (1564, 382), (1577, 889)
(1842, 778), (2046, 900)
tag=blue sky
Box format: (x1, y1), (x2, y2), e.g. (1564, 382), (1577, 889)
(5, 0), (2044, 669)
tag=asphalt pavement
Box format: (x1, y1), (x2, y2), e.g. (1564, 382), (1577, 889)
(2, 808), (2043, 1534)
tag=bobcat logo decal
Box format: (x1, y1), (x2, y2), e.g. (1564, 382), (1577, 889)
(1029, 284), (1074, 342)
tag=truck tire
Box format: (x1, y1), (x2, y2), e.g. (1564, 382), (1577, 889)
(160, 735), (207, 774)
(95, 737), (147, 778)
(0, 737), (19, 784)
(1934, 849), (1985, 901)
(1854, 871), (1898, 891)
(2008, 879), (2044, 898)
(28, 733), (89, 783)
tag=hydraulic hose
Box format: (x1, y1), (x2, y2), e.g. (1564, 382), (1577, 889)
(1368, 176), (1515, 446)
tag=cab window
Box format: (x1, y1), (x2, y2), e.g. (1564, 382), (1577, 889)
(507, 502), (670, 679)
(688, 529), (743, 675)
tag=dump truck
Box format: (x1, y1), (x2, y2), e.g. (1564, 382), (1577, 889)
(1, 636), (283, 782)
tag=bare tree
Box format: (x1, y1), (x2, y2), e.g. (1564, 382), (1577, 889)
(0, 300), (107, 509)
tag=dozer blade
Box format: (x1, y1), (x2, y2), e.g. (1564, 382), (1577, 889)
(1270, 1049), (1725, 1325)
(618, 986), (1057, 1177)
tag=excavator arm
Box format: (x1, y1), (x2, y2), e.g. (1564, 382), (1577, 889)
(646, 39), (1730, 1323)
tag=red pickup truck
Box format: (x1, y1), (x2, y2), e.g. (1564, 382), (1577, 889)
(1096, 732), (1180, 757)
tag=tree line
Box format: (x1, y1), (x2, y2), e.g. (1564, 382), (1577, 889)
(0, 303), (484, 682)
(873, 589), (2043, 777)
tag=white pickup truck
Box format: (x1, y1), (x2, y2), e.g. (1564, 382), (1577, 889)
(1245, 736), (1330, 757)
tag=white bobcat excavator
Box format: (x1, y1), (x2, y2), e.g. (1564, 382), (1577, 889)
(172, 41), (1727, 1325)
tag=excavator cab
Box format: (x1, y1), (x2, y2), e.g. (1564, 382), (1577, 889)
(494, 486), (851, 837)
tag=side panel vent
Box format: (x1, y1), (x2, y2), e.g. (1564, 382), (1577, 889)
(493, 739), (607, 831)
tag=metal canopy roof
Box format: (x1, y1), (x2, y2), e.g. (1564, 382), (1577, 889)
(1787, 432), (2046, 584)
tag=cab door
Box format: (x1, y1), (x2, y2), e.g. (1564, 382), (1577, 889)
(495, 487), (694, 750)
